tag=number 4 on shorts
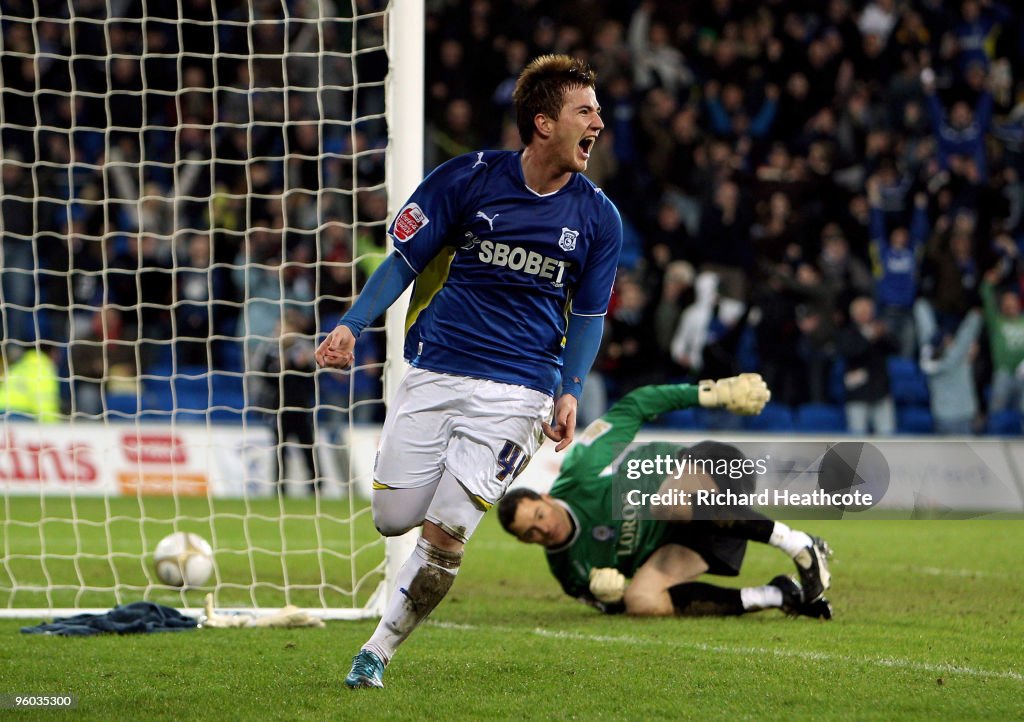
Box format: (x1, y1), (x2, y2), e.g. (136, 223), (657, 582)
(496, 441), (530, 482)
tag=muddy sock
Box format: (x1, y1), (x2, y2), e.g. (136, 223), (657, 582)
(362, 538), (462, 665)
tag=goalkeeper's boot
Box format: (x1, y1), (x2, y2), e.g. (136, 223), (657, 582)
(769, 575), (833, 620)
(344, 649), (385, 689)
(792, 536), (832, 603)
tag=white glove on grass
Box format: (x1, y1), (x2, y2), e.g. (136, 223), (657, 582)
(588, 567), (626, 604)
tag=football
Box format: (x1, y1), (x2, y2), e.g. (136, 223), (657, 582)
(153, 532), (214, 587)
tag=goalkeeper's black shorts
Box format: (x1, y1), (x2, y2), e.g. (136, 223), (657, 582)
(661, 525), (746, 577)
(664, 439), (757, 576)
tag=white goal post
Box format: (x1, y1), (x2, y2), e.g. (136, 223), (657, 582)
(0, 0), (422, 619)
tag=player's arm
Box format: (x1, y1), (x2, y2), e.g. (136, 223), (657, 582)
(317, 153), (485, 369)
(546, 200), (624, 451)
(543, 313), (604, 452)
(867, 176), (888, 251)
(558, 377), (770, 482)
(316, 253), (418, 368)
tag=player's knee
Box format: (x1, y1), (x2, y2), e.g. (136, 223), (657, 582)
(623, 586), (673, 617)
(371, 503), (422, 537)
(373, 515), (418, 536)
(374, 519), (419, 537)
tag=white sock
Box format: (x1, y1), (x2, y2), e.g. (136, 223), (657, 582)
(362, 538), (461, 665)
(769, 522), (813, 558)
(740, 585), (784, 611)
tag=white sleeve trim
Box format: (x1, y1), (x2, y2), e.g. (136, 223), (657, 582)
(391, 244), (422, 275)
(569, 310), (608, 318)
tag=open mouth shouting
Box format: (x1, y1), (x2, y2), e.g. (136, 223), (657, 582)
(578, 135), (597, 161)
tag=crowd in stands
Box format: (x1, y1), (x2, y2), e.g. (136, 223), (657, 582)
(3, 0), (1024, 435)
(0, 0), (390, 421)
(424, 0), (1024, 435)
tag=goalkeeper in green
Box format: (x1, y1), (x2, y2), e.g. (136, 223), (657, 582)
(498, 375), (833, 618)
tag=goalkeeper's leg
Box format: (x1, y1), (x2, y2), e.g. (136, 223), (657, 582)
(625, 544), (831, 619)
(684, 513), (831, 604)
(658, 440), (832, 603)
(623, 544), (789, 617)
(668, 578), (831, 619)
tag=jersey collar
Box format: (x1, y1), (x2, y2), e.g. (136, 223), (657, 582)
(516, 150), (575, 198)
(546, 498), (580, 552)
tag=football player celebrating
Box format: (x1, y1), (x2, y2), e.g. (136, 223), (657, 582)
(498, 376), (834, 619)
(317, 55), (622, 688)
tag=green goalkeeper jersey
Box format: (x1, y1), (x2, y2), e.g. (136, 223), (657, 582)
(545, 384), (699, 604)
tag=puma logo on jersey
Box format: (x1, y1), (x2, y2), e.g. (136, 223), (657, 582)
(472, 151), (487, 168)
(476, 210), (500, 230)
(477, 240), (570, 285)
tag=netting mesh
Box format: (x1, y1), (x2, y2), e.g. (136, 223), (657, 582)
(0, 0), (396, 615)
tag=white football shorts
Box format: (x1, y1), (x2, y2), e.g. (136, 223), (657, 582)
(373, 367), (553, 507)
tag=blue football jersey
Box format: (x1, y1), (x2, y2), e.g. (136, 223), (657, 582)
(389, 150), (623, 396)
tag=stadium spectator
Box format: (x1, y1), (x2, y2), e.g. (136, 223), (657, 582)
(0, 150), (36, 347)
(0, 343), (61, 422)
(758, 261), (841, 407)
(915, 301), (983, 434)
(980, 251), (1024, 418)
(627, 1), (693, 97)
(5, 0), (1024, 439)
(106, 233), (173, 369)
(669, 271), (745, 379)
(252, 314), (320, 497)
(836, 296), (898, 435)
(868, 182), (930, 358)
(232, 224), (315, 366)
(922, 64), (993, 183)
(792, 262), (842, 406)
(600, 275), (663, 395)
(817, 225), (875, 314)
(426, 98), (481, 169)
(695, 180), (754, 301)
(751, 191), (807, 265)
(651, 260), (695, 371)
(952, 0), (1013, 72)
(497, 380), (833, 619)
(174, 232), (222, 368)
(704, 81), (780, 142)
(921, 212), (982, 330)
(67, 306), (139, 419)
(317, 56), (622, 689)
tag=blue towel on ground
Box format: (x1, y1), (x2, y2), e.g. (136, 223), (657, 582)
(20, 602), (198, 636)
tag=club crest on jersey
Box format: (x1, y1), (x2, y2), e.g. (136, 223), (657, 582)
(592, 525), (616, 542)
(558, 227), (579, 252)
(393, 202), (429, 241)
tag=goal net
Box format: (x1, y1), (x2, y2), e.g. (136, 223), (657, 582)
(0, 0), (422, 618)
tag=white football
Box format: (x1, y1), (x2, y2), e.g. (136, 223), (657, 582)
(153, 532), (214, 587)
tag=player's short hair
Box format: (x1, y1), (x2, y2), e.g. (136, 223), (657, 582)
(497, 487), (542, 534)
(513, 55), (597, 145)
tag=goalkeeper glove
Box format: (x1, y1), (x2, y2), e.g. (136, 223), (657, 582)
(698, 373), (771, 415)
(588, 567), (627, 604)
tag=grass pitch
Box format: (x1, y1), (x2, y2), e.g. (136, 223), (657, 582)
(1, 498), (1022, 721)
